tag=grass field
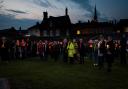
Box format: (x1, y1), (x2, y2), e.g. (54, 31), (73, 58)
(0, 57), (128, 89)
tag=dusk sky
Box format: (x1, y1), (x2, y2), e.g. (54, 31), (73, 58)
(0, 0), (128, 30)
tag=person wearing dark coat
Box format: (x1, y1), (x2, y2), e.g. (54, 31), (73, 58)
(32, 41), (37, 57)
(63, 42), (68, 63)
(78, 39), (85, 64)
(98, 35), (106, 69)
(0, 37), (10, 62)
(37, 40), (44, 60)
(43, 40), (49, 61)
(9, 40), (16, 60)
(106, 36), (115, 72)
(52, 42), (60, 62)
(120, 34), (127, 64)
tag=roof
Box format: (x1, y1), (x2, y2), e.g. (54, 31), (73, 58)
(28, 22), (40, 30)
(40, 15), (71, 29)
(118, 19), (128, 26)
(73, 21), (115, 29)
(49, 15), (71, 27)
(0, 27), (28, 37)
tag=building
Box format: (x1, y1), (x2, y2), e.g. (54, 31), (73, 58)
(72, 6), (116, 39)
(26, 6), (128, 39)
(0, 27), (18, 38)
(116, 19), (128, 33)
(28, 8), (72, 38)
(28, 22), (40, 37)
(0, 5), (128, 40)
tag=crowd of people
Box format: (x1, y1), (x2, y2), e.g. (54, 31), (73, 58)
(0, 34), (127, 72)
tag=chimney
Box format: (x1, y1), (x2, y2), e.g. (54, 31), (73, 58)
(43, 11), (48, 20)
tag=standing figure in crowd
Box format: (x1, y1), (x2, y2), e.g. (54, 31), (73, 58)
(78, 39), (85, 64)
(37, 40), (44, 60)
(32, 40), (37, 57)
(93, 40), (98, 66)
(20, 39), (26, 59)
(114, 40), (120, 59)
(26, 38), (32, 57)
(44, 40), (49, 61)
(9, 40), (16, 60)
(15, 40), (21, 59)
(120, 34), (127, 64)
(63, 39), (68, 63)
(0, 37), (10, 62)
(88, 39), (94, 59)
(98, 35), (106, 69)
(106, 36), (115, 72)
(52, 41), (60, 61)
(48, 41), (53, 59)
(67, 39), (75, 64)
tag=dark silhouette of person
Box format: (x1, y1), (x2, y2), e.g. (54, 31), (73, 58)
(78, 39), (85, 64)
(51, 41), (59, 62)
(120, 34), (127, 64)
(37, 40), (44, 60)
(0, 37), (10, 62)
(63, 40), (68, 63)
(9, 40), (16, 60)
(106, 36), (115, 72)
(98, 35), (106, 69)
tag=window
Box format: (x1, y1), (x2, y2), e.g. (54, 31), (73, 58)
(50, 21), (53, 27)
(125, 27), (128, 32)
(50, 30), (53, 37)
(43, 30), (48, 37)
(56, 30), (60, 36)
(77, 30), (81, 35)
(66, 30), (69, 36)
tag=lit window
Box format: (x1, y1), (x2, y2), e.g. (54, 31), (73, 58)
(56, 30), (60, 36)
(43, 30), (47, 37)
(125, 27), (128, 32)
(77, 30), (81, 35)
(50, 30), (53, 37)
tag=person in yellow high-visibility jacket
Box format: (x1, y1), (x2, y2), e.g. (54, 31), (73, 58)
(67, 40), (75, 64)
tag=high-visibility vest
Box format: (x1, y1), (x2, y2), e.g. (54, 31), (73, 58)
(67, 42), (75, 57)
(67, 42), (75, 50)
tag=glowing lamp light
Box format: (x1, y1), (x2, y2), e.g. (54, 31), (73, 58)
(77, 30), (81, 35)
